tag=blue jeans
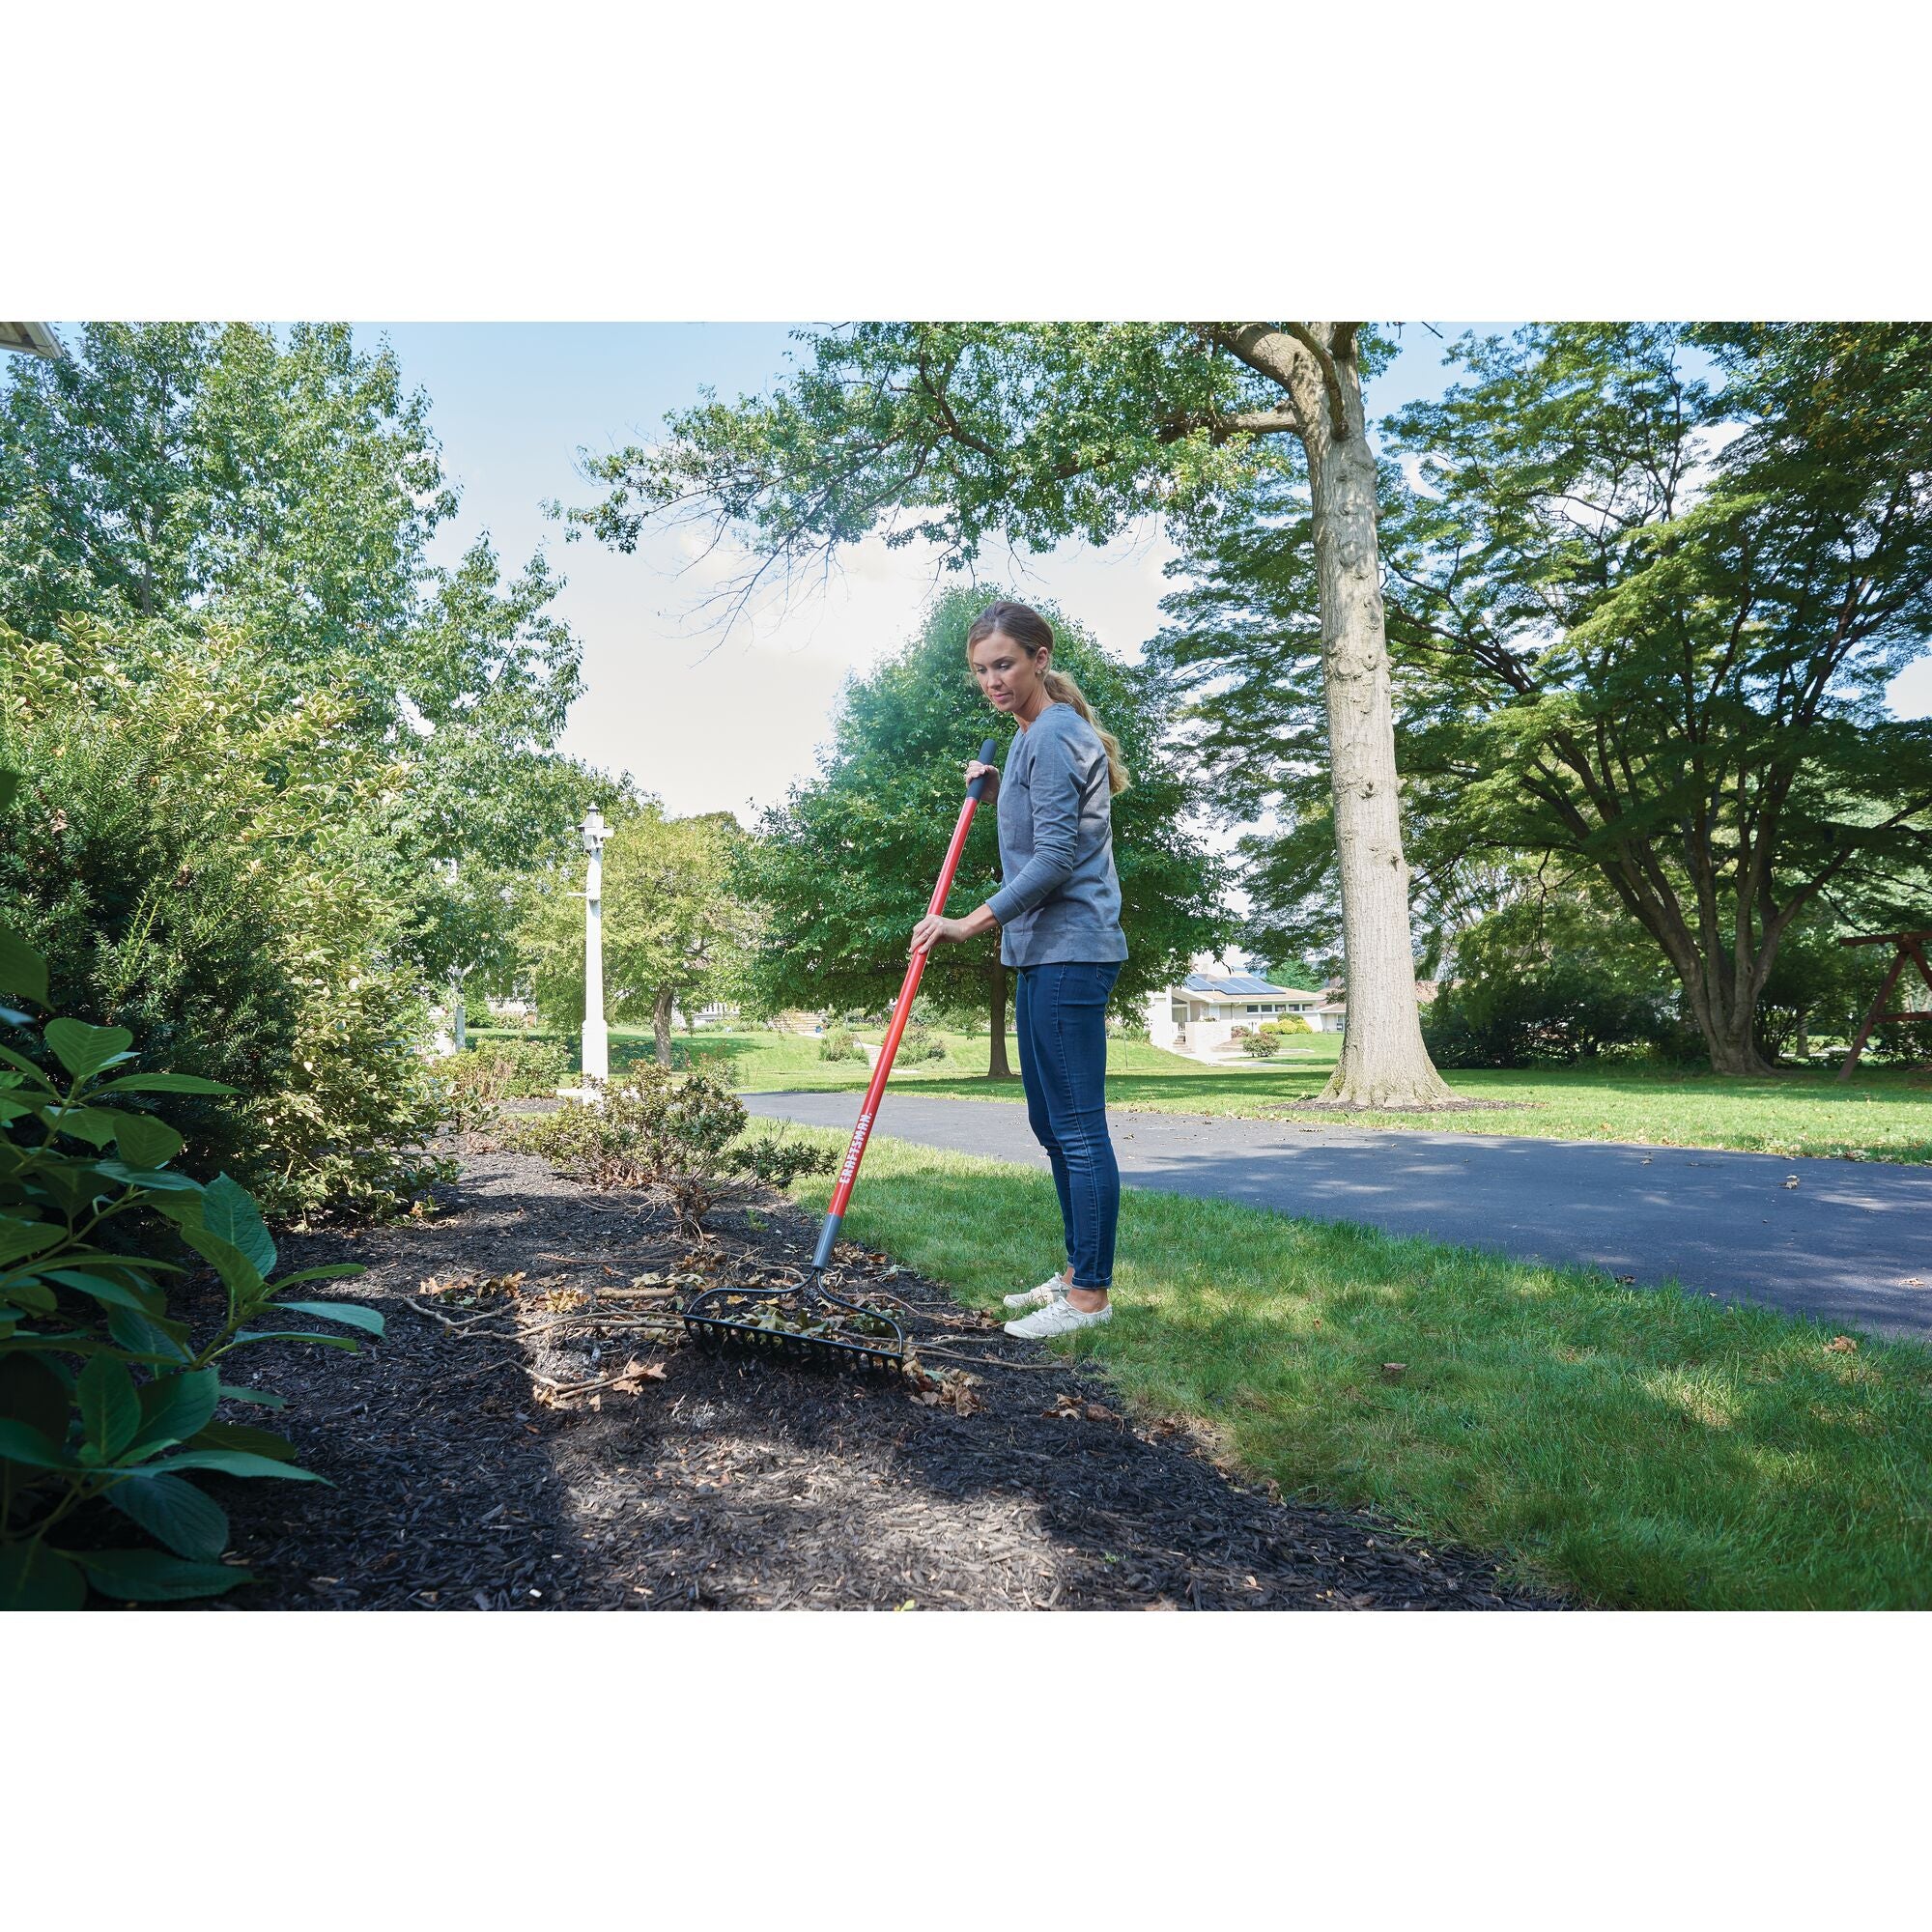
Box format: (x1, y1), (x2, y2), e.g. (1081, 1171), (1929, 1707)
(1013, 960), (1122, 1291)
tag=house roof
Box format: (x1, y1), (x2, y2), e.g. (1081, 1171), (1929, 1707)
(0, 323), (63, 359)
(1180, 973), (1318, 998)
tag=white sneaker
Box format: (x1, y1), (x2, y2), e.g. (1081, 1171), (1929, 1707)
(1003, 1270), (1071, 1310)
(1005, 1295), (1113, 1340)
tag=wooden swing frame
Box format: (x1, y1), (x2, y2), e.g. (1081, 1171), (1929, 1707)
(1836, 930), (1932, 1079)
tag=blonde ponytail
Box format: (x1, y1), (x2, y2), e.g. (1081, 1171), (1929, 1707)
(1040, 667), (1130, 795)
(965, 598), (1131, 795)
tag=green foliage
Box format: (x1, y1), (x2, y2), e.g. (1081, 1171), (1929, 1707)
(732, 582), (1230, 1033)
(1259, 1014), (1311, 1036)
(1239, 1029), (1283, 1058)
(899, 1022), (947, 1063)
(1151, 324), (1932, 1070)
(441, 1038), (572, 1105)
(0, 321), (592, 1215)
(0, 918), (381, 1607)
(727, 1126), (836, 1192)
(1379, 324), (1932, 1067)
(1424, 903), (1673, 1069)
(511, 1065), (789, 1237)
(434, 1038), (572, 1130)
(1, 624), (457, 1220)
(521, 800), (751, 1063)
(818, 1026), (859, 1063)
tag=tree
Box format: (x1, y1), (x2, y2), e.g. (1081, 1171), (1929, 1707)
(374, 538), (593, 1016)
(570, 323), (1457, 1107)
(728, 584), (1225, 1076)
(1, 323), (588, 1015)
(1145, 455), (1532, 989)
(0, 323), (450, 681)
(522, 800), (750, 1066)
(1377, 324), (1932, 1073)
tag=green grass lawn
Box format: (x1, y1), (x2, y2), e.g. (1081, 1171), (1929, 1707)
(596, 1024), (1932, 1164)
(768, 1126), (1932, 1609)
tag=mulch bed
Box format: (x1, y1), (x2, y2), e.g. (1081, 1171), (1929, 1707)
(174, 1137), (1558, 1612)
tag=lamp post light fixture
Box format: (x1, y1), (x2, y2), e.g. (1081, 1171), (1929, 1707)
(580, 807), (610, 1085)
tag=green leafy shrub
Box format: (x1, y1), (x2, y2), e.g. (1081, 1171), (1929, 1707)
(511, 1065), (747, 1236)
(0, 624), (454, 1221)
(819, 1026), (859, 1063)
(440, 1038), (571, 1111)
(728, 1127), (836, 1192)
(511, 1066), (835, 1235)
(1424, 903), (1674, 1069)
(1240, 1029), (1283, 1058)
(899, 1022), (947, 1063)
(0, 911), (383, 1608)
(1872, 1017), (1932, 1065)
(1260, 1014), (1311, 1036)
(1425, 968), (1664, 1068)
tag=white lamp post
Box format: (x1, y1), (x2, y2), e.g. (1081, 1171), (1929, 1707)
(580, 807), (610, 1085)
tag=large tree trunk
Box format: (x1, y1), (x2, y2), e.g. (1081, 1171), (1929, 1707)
(985, 962), (1014, 1078)
(1303, 349), (1456, 1109)
(1678, 968), (1775, 1075)
(653, 984), (675, 1067)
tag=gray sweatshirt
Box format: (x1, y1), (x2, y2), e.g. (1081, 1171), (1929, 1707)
(983, 702), (1129, 969)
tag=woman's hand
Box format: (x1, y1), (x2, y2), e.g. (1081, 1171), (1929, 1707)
(909, 913), (969, 955)
(965, 758), (999, 798)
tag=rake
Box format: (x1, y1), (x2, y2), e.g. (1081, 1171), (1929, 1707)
(683, 738), (1001, 1373)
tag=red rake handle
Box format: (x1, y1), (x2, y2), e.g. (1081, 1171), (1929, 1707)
(814, 740), (998, 1254)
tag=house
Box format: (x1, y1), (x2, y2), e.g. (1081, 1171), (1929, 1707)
(1304, 977), (1442, 1037)
(1146, 950), (1326, 1060)
(0, 324), (63, 360)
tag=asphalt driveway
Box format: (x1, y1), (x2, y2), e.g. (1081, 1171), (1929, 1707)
(741, 1090), (1932, 1342)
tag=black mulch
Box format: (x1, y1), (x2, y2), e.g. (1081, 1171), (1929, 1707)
(176, 1140), (1559, 1612)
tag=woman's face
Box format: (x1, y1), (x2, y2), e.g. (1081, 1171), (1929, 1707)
(969, 631), (1048, 716)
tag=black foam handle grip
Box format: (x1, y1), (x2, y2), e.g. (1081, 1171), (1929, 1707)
(965, 737), (1000, 801)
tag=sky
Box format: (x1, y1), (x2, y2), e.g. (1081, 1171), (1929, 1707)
(361, 322), (1932, 828)
(344, 324), (1508, 823)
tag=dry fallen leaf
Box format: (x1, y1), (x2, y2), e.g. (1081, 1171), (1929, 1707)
(1825, 1335), (1859, 1353)
(1783, 1176), (1801, 1189)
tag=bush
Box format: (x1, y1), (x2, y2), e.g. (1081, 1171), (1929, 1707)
(1872, 1017), (1932, 1065)
(511, 1065), (748, 1236)
(899, 1021), (947, 1063)
(1425, 969), (1665, 1068)
(1240, 1029), (1283, 1058)
(0, 909), (384, 1607)
(1260, 1014), (1311, 1036)
(437, 1038), (571, 1126)
(0, 623), (455, 1221)
(819, 1026), (859, 1063)
(1424, 898), (1678, 1069)
(728, 1126), (836, 1191)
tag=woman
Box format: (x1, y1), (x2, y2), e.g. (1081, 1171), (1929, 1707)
(909, 600), (1130, 1340)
